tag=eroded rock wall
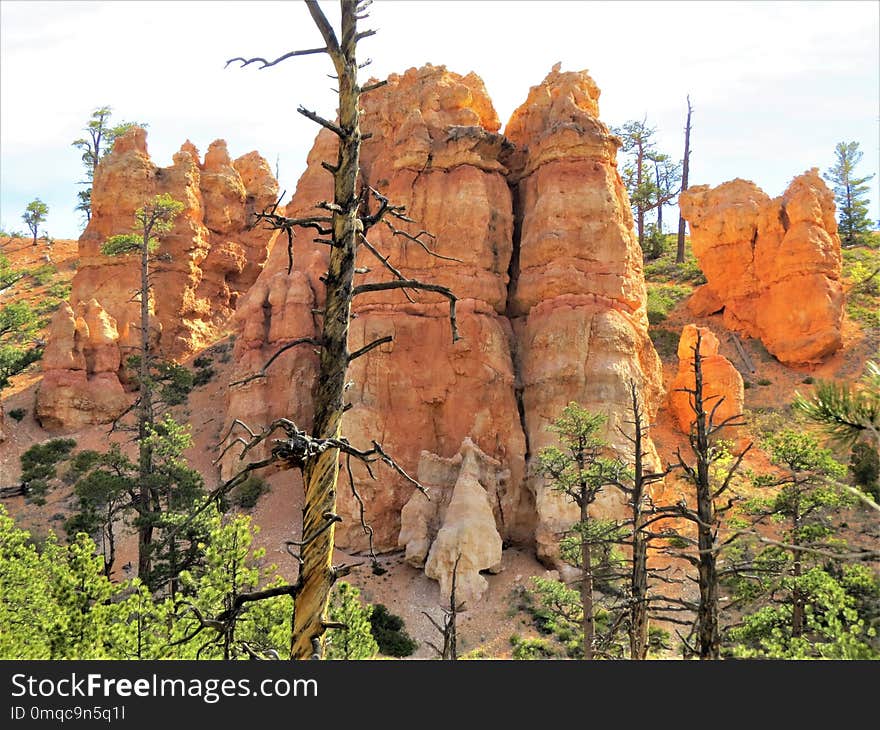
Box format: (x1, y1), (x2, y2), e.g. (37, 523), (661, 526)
(222, 64), (665, 587)
(37, 127), (278, 428)
(224, 66), (528, 554)
(505, 64), (664, 564)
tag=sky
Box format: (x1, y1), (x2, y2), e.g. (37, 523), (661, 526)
(1, 0), (878, 239)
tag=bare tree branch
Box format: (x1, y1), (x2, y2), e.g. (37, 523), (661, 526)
(352, 279), (459, 342)
(225, 46), (328, 70)
(229, 337), (323, 387)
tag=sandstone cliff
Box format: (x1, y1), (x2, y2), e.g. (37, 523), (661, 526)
(679, 170), (843, 365)
(225, 66), (528, 569)
(505, 64), (664, 565)
(36, 128), (279, 428)
(221, 64), (664, 601)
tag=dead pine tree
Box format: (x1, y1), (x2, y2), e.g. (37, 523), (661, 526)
(423, 555), (463, 660)
(221, 0), (459, 659)
(656, 330), (751, 659)
(604, 380), (670, 660)
(675, 95), (692, 264)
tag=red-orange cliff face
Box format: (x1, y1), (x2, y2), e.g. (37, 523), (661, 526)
(504, 64), (663, 565)
(679, 170), (843, 365)
(222, 64), (664, 600)
(36, 128), (278, 429)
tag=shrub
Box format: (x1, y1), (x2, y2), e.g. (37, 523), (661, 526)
(193, 366), (215, 387)
(20, 438), (76, 504)
(642, 224), (668, 260)
(47, 282), (71, 300)
(7, 408), (26, 421)
(756, 378), (772, 387)
(369, 604), (417, 657)
(28, 264), (56, 286)
(510, 634), (558, 660)
(646, 283), (691, 325)
(850, 442), (880, 501)
(232, 476), (269, 509)
(802, 376), (815, 385)
(193, 354), (213, 369)
(325, 583), (378, 660)
(649, 328), (678, 360)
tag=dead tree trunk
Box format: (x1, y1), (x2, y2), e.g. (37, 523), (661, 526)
(627, 382), (650, 660)
(579, 496), (595, 660)
(675, 95), (692, 264)
(289, 0), (363, 660)
(690, 333), (720, 659)
(423, 555), (462, 660)
(636, 140), (645, 250)
(665, 331), (749, 659)
(609, 380), (669, 660)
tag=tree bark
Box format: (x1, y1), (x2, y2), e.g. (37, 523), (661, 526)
(628, 383), (649, 660)
(676, 95), (692, 264)
(580, 497), (594, 660)
(136, 221), (154, 583)
(791, 502), (805, 637)
(692, 334), (720, 659)
(291, 0), (361, 660)
(655, 160), (663, 234)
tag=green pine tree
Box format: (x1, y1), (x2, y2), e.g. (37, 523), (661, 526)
(824, 141), (875, 247)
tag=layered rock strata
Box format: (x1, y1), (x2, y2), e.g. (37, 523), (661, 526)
(37, 128), (278, 428)
(222, 64), (665, 592)
(505, 64), (664, 564)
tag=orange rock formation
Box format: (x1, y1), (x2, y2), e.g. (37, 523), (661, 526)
(505, 64), (663, 564)
(222, 64), (664, 592)
(668, 324), (744, 435)
(37, 128), (278, 429)
(679, 170), (843, 365)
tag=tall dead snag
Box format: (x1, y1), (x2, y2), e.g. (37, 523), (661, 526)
(675, 95), (692, 264)
(225, 0), (457, 659)
(606, 381), (669, 660)
(658, 330), (751, 659)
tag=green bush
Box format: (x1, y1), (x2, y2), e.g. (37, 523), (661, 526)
(369, 603), (417, 657)
(20, 438), (76, 504)
(642, 239), (706, 285)
(232, 476), (269, 509)
(850, 442), (880, 501)
(646, 284), (690, 325)
(46, 282), (71, 300)
(193, 354), (213, 369)
(28, 264), (57, 286)
(7, 407), (26, 421)
(649, 328), (679, 360)
(325, 583), (378, 660)
(510, 634), (558, 660)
